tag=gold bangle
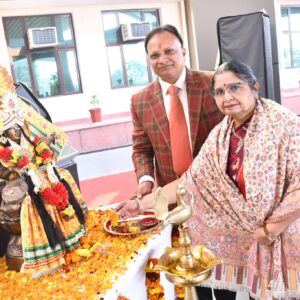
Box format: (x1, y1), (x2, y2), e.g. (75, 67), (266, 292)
(262, 224), (277, 242)
(135, 198), (144, 215)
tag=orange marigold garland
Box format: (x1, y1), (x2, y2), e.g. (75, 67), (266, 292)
(144, 228), (185, 300)
(175, 285), (185, 300)
(146, 258), (166, 300)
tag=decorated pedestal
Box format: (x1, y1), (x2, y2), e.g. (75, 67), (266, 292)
(6, 234), (23, 271)
(0, 178), (27, 271)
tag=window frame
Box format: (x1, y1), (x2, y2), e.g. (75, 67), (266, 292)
(102, 8), (160, 89)
(281, 6), (300, 68)
(3, 13), (82, 98)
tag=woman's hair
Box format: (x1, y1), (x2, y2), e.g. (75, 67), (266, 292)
(212, 60), (258, 91)
(144, 24), (183, 53)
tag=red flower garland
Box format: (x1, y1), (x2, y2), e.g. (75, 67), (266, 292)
(0, 147), (30, 168)
(53, 182), (69, 206)
(40, 149), (52, 161)
(40, 182), (69, 210)
(0, 137), (71, 213)
(33, 136), (70, 210)
(33, 136), (53, 162)
(0, 147), (13, 161)
(16, 155), (30, 167)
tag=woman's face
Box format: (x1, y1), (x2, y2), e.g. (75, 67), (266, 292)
(213, 71), (259, 127)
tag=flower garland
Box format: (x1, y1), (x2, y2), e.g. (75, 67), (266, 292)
(40, 181), (69, 210)
(145, 258), (166, 300)
(0, 146), (30, 168)
(0, 135), (74, 218)
(32, 137), (75, 218)
(32, 136), (53, 163)
(31, 137), (70, 212)
(145, 228), (185, 300)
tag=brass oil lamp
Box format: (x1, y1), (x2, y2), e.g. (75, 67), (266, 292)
(153, 186), (222, 300)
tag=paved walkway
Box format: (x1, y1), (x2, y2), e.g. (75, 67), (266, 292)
(74, 146), (133, 180)
(74, 146), (137, 207)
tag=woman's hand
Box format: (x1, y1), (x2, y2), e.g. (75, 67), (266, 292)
(253, 227), (275, 246)
(253, 218), (295, 246)
(115, 200), (140, 220)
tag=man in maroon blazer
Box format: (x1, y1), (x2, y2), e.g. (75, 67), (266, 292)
(131, 24), (223, 199)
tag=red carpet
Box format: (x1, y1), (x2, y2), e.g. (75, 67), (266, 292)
(79, 171), (137, 208)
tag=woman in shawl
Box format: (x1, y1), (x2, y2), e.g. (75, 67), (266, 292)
(117, 60), (300, 300)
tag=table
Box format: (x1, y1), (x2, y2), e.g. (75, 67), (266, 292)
(99, 205), (247, 300)
(98, 204), (175, 300)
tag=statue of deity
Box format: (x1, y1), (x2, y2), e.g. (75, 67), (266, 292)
(0, 65), (87, 275)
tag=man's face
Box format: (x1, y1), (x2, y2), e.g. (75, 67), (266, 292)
(147, 31), (186, 84)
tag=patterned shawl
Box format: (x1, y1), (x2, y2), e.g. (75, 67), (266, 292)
(180, 98), (300, 299)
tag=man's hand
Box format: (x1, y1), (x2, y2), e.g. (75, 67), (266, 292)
(115, 200), (140, 219)
(136, 181), (154, 199)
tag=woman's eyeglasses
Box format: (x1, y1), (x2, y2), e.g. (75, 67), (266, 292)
(213, 82), (249, 99)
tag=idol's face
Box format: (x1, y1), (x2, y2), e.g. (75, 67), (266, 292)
(5, 125), (21, 143)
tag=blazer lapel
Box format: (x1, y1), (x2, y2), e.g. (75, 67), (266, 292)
(148, 80), (171, 150)
(186, 69), (203, 152)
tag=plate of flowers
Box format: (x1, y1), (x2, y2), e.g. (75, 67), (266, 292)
(104, 211), (161, 236)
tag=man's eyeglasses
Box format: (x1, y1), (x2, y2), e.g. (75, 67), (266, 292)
(149, 47), (181, 60)
(213, 82), (249, 99)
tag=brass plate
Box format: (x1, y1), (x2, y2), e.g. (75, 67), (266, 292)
(104, 212), (161, 236)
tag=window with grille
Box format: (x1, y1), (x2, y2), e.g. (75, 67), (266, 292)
(3, 14), (81, 98)
(102, 9), (159, 89)
(281, 7), (300, 68)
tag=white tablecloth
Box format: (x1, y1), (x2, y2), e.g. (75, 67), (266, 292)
(98, 204), (248, 300)
(98, 204), (175, 300)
